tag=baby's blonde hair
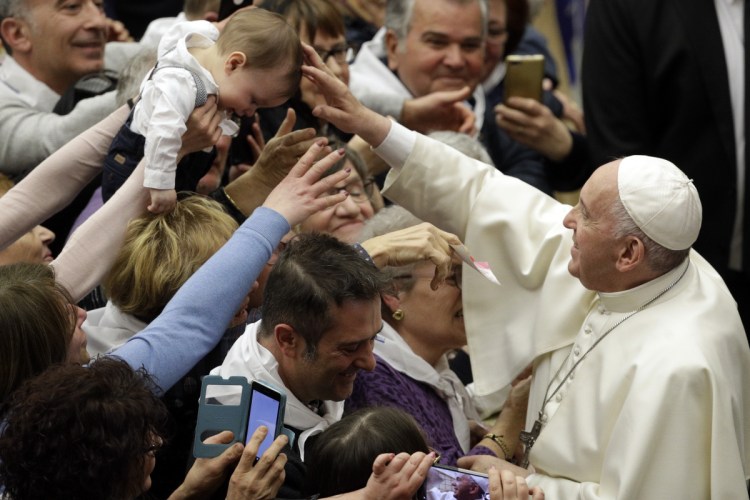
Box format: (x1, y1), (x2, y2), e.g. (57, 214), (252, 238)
(217, 9), (303, 99)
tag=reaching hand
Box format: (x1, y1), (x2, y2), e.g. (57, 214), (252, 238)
(361, 452), (434, 500)
(402, 87), (477, 136)
(301, 44), (392, 147)
(360, 223), (462, 289)
(227, 426), (288, 500)
(252, 108), (323, 189)
(488, 467), (544, 500)
(169, 431), (242, 499)
(457, 455), (529, 478)
(262, 142), (351, 226)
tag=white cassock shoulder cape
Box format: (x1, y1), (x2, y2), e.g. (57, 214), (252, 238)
(379, 123), (750, 499)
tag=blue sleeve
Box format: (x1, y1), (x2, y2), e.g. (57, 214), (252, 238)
(108, 207), (290, 392)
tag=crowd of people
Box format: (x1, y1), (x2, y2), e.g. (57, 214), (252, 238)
(0, 0), (748, 499)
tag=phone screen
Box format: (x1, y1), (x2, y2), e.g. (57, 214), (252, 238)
(417, 465), (489, 500)
(245, 388), (281, 457)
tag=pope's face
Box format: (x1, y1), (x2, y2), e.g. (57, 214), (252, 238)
(563, 161), (622, 291)
(386, 0), (484, 97)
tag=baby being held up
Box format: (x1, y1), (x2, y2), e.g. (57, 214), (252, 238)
(102, 8), (302, 213)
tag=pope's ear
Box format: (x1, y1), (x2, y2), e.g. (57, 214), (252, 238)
(616, 235), (646, 272)
(384, 29), (400, 71)
(1, 17), (33, 55)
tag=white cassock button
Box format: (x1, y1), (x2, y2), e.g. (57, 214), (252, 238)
(555, 393), (563, 402)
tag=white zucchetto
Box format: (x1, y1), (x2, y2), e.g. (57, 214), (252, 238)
(618, 155), (702, 250)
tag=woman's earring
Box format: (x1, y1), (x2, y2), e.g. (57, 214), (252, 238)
(392, 309), (405, 321)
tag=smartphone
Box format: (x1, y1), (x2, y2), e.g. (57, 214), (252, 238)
(504, 54), (545, 102)
(416, 464), (490, 500)
(245, 380), (286, 460)
(218, 0), (254, 21)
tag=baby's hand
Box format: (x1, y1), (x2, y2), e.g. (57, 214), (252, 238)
(148, 188), (177, 214)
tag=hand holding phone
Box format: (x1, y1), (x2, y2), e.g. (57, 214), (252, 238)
(245, 380), (286, 461)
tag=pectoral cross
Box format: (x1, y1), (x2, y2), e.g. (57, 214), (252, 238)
(518, 417), (543, 469)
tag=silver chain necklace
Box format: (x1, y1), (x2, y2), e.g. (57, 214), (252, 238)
(518, 259), (690, 468)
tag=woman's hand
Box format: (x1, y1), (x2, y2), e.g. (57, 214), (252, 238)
(169, 431), (243, 499)
(262, 142), (351, 226)
(488, 467), (544, 500)
(361, 223), (462, 289)
(362, 452), (434, 500)
(227, 426), (288, 500)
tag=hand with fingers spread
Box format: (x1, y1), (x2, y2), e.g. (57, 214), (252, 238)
(361, 452), (434, 500)
(253, 108), (325, 188)
(402, 87), (477, 136)
(488, 467), (545, 500)
(360, 223), (462, 289)
(227, 426), (288, 500)
(301, 43), (392, 147)
(169, 431), (244, 500)
(494, 97), (573, 162)
(179, 96), (223, 160)
(224, 108), (328, 215)
(262, 141), (352, 226)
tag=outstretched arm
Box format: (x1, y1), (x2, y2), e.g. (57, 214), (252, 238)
(111, 142), (351, 392)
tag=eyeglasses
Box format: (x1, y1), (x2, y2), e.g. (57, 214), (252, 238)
(395, 266), (462, 290)
(315, 43), (355, 65)
(325, 179), (375, 204)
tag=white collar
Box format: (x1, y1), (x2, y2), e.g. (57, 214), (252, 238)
(375, 322), (480, 452)
(210, 321), (343, 459)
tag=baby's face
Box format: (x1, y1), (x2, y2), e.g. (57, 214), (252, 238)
(218, 64), (294, 117)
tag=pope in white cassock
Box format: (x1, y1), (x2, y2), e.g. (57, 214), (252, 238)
(301, 47), (750, 500)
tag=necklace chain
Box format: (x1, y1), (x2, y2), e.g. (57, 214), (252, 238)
(537, 259), (691, 422)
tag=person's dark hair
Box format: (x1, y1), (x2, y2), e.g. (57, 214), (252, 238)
(304, 406), (430, 496)
(0, 263), (74, 405)
(258, 0), (346, 42)
(505, 0), (529, 56)
(0, 358), (170, 500)
(259, 233), (389, 358)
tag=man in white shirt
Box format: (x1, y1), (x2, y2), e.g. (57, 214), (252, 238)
(210, 233), (387, 497)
